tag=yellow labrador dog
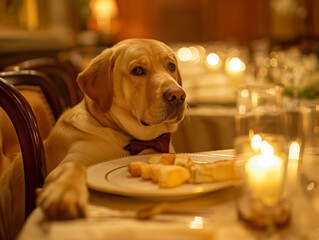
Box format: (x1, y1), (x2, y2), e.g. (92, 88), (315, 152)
(37, 39), (187, 219)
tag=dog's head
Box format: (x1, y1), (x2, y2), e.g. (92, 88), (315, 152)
(77, 39), (186, 138)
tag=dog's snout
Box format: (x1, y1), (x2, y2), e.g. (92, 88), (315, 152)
(163, 87), (186, 104)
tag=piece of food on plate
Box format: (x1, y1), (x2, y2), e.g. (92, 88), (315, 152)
(127, 154), (237, 188)
(147, 156), (161, 164)
(140, 164), (162, 180)
(174, 154), (193, 168)
(148, 153), (175, 165)
(128, 161), (147, 177)
(189, 160), (236, 184)
(153, 165), (191, 188)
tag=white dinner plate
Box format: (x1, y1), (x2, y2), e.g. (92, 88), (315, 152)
(87, 153), (236, 200)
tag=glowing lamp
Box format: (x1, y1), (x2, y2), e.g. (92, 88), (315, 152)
(177, 47), (192, 62)
(226, 57), (246, 73)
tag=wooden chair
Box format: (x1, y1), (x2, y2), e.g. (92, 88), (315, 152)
(0, 77), (47, 219)
(5, 57), (83, 108)
(0, 70), (64, 121)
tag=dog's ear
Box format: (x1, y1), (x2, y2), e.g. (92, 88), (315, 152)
(77, 48), (114, 113)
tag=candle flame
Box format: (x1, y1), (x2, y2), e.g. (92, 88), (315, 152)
(250, 136), (277, 168)
(288, 141), (300, 160)
(251, 134), (262, 150)
(260, 140), (274, 157)
(247, 137), (283, 206)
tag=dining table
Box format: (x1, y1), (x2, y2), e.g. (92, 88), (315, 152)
(172, 106), (236, 153)
(17, 149), (319, 240)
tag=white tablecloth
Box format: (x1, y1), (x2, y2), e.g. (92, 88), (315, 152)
(17, 149), (319, 240)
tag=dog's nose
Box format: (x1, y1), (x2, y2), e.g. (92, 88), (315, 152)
(163, 87), (186, 104)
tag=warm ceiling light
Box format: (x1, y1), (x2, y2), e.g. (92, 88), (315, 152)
(90, 0), (119, 33)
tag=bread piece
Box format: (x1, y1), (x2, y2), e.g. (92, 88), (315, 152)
(140, 164), (162, 180)
(128, 161), (147, 177)
(153, 165), (191, 188)
(190, 160), (236, 184)
(148, 154), (175, 165)
(174, 154), (193, 168)
(159, 153), (175, 165)
(148, 156), (161, 164)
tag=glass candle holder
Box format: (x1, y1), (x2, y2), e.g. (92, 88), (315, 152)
(299, 104), (319, 213)
(234, 85), (291, 228)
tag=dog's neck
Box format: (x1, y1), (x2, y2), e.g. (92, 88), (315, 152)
(84, 97), (178, 141)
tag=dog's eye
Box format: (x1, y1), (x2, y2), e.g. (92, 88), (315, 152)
(168, 63), (176, 72)
(131, 67), (145, 76)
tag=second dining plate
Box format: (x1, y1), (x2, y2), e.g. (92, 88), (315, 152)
(87, 153), (236, 200)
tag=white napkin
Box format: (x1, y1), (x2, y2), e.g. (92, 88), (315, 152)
(19, 204), (256, 240)
(48, 217), (215, 240)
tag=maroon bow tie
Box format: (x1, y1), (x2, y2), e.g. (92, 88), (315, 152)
(124, 133), (171, 155)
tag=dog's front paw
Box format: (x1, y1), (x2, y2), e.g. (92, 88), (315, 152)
(37, 162), (89, 220)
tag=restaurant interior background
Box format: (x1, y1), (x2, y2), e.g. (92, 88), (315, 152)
(0, 0), (319, 152)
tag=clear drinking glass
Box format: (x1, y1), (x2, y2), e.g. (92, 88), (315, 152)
(234, 85), (290, 229)
(299, 104), (319, 213)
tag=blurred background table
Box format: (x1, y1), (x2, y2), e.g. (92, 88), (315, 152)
(172, 105), (236, 153)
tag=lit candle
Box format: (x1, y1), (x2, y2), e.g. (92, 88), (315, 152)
(287, 141), (300, 187)
(246, 140), (284, 206)
(225, 57), (246, 88)
(288, 141), (300, 161)
(206, 52), (222, 70)
(226, 57), (246, 73)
